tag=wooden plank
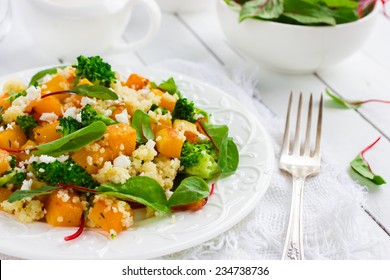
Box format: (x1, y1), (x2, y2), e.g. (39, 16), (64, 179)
(362, 14), (390, 72)
(318, 52), (390, 139)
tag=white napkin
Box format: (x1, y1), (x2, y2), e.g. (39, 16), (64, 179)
(0, 60), (386, 260)
(153, 59), (387, 260)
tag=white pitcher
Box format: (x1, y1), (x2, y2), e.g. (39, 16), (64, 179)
(18, 0), (161, 59)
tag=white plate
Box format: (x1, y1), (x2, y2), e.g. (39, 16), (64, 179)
(0, 67), (275, 259)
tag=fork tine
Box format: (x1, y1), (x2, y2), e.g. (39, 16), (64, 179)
(314, 94), (323, 157)
(281, 92), (293, 155)
(292, 93), (303, 155)
(303, 94), (313, 156)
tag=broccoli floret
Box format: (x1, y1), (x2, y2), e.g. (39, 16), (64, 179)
(57, 117), (83, 136)
(74, 55), (116, 87)
(16, 115), (38, 136)
(80, 104), (117, 127)
(32, 159), (98, 189)
(0, 170), (27, 187)
(172, 98), (209, 123)
(180, 141), (219, 179)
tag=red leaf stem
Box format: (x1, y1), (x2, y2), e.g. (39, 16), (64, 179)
(41, 90), (75, 98)
(0, 147), (37, 153)
(360, 136), (381, 172)
(196, 120), (219, 153)
(64, 215), (85, 241)
(57, 183), (98, 193)
(210, 183), (215, 196)
(349, 99), (390, 106)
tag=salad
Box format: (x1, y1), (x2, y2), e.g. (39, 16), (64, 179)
(0, 56), (239, 240)
(225, 0), (381, 25)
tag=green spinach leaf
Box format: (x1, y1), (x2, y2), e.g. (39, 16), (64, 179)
(350, 154), (386, 185)
(131, 109), (155, 144)
(167, 177), (210, 207)
(34, 121), (107, 156)
(201, 122), (239, 175)
(97, 176), (169, 213)
(7, 185), (60, 203)
(29, 66), (66, 86)
(240, 0), (283, 22)
(70, 84), (118, 100)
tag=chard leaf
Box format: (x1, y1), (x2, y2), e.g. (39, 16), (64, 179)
(158, 77), (179, 95)
(218, 136), (240, 175)
(29, 66), (65, 86)
(71, 84), (118, 100)
(131, 109), (154, 144)
(97, 176), (169, 213)
(167, 177), (210, 207)
(350, 154), (386, 185)
(325, 89), (361, 109)
(7, 185), (59, 203)
(239, 0), (284, 22)
(34, 121), (107, 156)
(283, 0), (336, 25)
(200, 122), (239, 175)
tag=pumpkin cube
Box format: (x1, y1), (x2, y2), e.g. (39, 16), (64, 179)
(0, 188), (12, 205)
(71, 145), (114, 174)
(104, 123), (136, 158)
(125, 74), (149, 90)
(0, 149), (11, 175)
(41, 75), (70, 101)
(0, 125), (27, 150)
(32, 96), (63, 118)
(45, 189), (83, 227)
(33, 121), (62, 144)
(155, 128), (185, 158)
(173, 119), (199, 143)
(88, 195), (133, 235)
(152, 89), (177, 112)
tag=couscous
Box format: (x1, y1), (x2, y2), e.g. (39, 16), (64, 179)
(0, 56), (238, 240)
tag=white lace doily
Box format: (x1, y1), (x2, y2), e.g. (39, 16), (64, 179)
(153, 60), (386, 260)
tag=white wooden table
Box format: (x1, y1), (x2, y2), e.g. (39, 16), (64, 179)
(1, 1), (390, 259)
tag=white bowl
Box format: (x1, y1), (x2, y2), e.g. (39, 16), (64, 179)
(217, 0), (379, 74)
(156, 0), (214, 13)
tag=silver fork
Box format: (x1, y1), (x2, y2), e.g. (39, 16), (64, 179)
(280, 92), (323, 260)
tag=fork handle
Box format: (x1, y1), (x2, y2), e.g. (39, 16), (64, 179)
(282, 175), (305, 260)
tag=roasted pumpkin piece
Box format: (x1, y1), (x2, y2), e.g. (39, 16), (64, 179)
(67, 95), (83, 108)
(88, 195), (133, 235)
(0, 125), (27, 150)
(171, 198), (208, 212)
(77, 78), (93, 86)
(32, 96), (63, 118)
(195, 117), (208, 135)
(110, 105), (127, 120)
(14, 140), (36, 162)
(173, 119), (199, 143)
(71, 145), (114, 175)
(0, 149), (11, 175)
(0, 188), (12, 205)
(155, 128), (185, 158)
(125, 73), (149, 90)
(152, 88), (177, 112)
(33, 121), (61, 144)
(45, 189), (83, 227)
(41, 74), (70, 101)
(0, 93), (11, 110)
(151, 116), (172, 134)
(104, 123), (136, 158)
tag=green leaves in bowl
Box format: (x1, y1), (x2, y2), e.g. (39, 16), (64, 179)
(225, 0), (377, 25)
